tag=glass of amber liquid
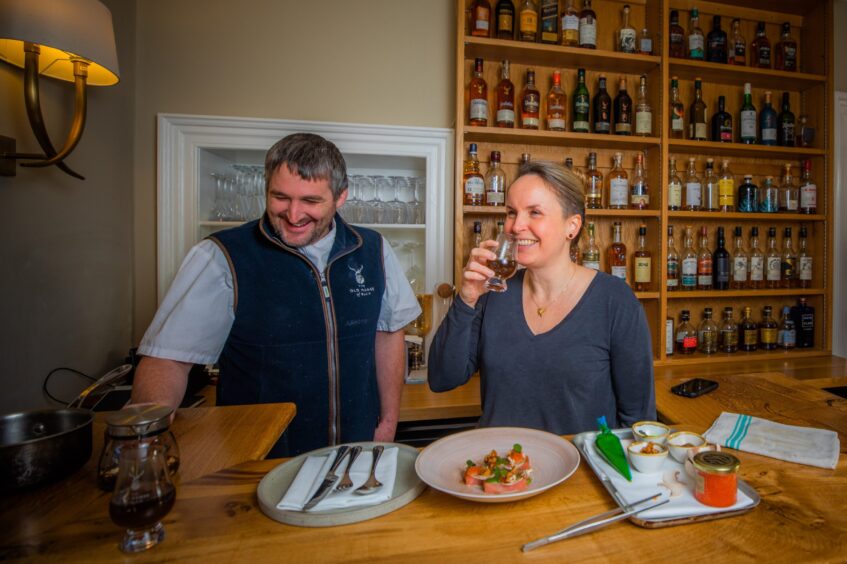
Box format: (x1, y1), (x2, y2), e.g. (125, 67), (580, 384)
(485, 232), (518, 292)
(109, 443), (176, 553)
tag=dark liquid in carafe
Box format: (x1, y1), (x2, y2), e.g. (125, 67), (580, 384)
(488, 258), (517, 279)
(110, 488), (176, 529)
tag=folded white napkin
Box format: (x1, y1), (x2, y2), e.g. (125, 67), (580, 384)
(277, 447), (398, 512)
(703, 412), (840, 470)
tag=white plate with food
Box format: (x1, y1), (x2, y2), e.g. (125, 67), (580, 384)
(414, 427), (580, 503)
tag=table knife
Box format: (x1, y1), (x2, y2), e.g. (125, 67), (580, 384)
(303, 445), (350, 510)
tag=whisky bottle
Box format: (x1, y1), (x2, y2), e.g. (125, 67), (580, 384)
(485, 151), (507, 206)
(759, 91), (778, 146)
(668, 157), (682, 211)
(718, 159), (735, 212)
(578, 0), (597, 49)
(669, 76), (685, 139)
(748, 226), (764, 288)
(634, 75), (652, 137)
(758, 305), (778, 350)
(797, 226), (812, 288)
(730, 226), (748, 289)
(775, 22), (797, 71)
(689, 78), (707, 141)
(684, 158), (702, 211)
(582, 221), (601, 270)
(495, 0), (515, 39)
(669, 10), (686, 58)
(759, 176), (779, 213)
(463, 144), (485, 206)
(546, 70), (567, 131)
(799, 159), (817, 214)
(585, 152), (603, 208)
(696, 225), (713, 290)
(780, 226), (796, 288)
(676, 310), (698, 354)
(472, 220), (483, 249)
(730, 18), (746, 65)
(698, 307), (718, 354)
(711, 95), (733, 143)
(607, 222), (628, 283)
(681, 225), (698, 291)
(667, 225), (680, 291)
(519, 0), (539, 42)
(713, 227), (730, 290)
(564, 157), (574, 169)
(468, 58), (489, 127)
(791, 297), (815, 348)
(737, 174), (758, 213)
(560, 0), (580, 46)
(630, 152), (649, 209)
(777, 306), (796, 349)
(765, 226), (781, 288)
(706, 15), (728, 63)
(752, 21), (771, 68)
(520, 153), (531, 166)
(702, 158), (718, 212)
(495, 60), (516, 128)
(719, 307), (738, 353)
(739, 306), (758, 351)
(540, 0), (559, 44)
(778, 163), (798, 212)
(471, 0), (492, 37)
(617, 4), (637, 53)
(639, 27), (653, 55)
(740, 82), (757, 144)
(688, 8), (705, 60)
(777, 92), (795, 147)
(607, 152), (629, 210)
(613, 78), (632, 135)
(634, 224), (651, 291)
(572, 68), (590, 133)
(592, 75), (612, 134)
(520, 69), (540, 129)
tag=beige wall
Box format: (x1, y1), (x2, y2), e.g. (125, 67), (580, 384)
(132, 0), (455, 340)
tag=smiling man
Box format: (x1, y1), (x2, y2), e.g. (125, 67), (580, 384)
(131, 133), (420, 457)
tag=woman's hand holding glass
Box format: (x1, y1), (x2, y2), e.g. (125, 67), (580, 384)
(459, 232), (518, 306)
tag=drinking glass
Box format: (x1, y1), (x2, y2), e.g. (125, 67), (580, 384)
(484, 232), (518, 292)
(109, 443), (176, 553)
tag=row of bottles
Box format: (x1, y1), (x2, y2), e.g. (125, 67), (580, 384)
(667, 225), (813, 291)
(669, 9), (797, 71)
(580, 221), (652, 291)
(671, 299), (815, 356)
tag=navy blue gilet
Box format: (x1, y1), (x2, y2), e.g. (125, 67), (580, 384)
(209, 215), (386, 457)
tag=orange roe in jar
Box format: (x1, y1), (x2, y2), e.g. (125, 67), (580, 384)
(692, 451), (740, 508)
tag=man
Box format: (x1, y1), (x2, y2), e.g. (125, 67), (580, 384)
(132, 133), (420, 456)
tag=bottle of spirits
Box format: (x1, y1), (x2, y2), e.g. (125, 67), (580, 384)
(617, 4), (637, 53)
(613, 77), (632, 135)
(582, 221), (601, 270)
(540, 0), (559, 44)
(765, 226), (781, 288)
(730, 226), (748, 289)
(713, 226), (730, 290)
(777, 92), (795, 147)
(564, 157), (574, 169)
(758, 305), (778, 350)
(592, 75), (612, 134)
(468, 58), (489, 126)
(797, 114), (815, 147)
(630, 152), (649, 209)
(669, 10), (686, 58)
(689, 77), (707, 141)
(463, 144), (485, 206)
(681, 225), (698, 291)
(740, 82), (757, 144)
(698, 307), (718, 354)
(696, 225), (713, 290)
(520, 68), (540, 129)
(775, 22), (797, 71)
(739, 306), (758, 351)
(777, 306), (796, 349)
(684, 158), (702, 211)
(778, 163), (798, 212)
(485, 151), (507, 206)
(519, 0), (539, 42)
(639, 27), (653, 55)
(546, 70), (566, 131)
(634, 224), (651, 291)
(668, 157), (683, 211)
(752, 21), (771, 68)
(520, 153), (531, 166)
(572, 68), (590, 132)
(669, 76), (685, 139)
(711, 95), (733, 142)
(759, 176), (779, 213)
(676, 310), (698, 354)
(791, 297), (815, 348)
(585, 152), (603, 208)
(607, 152), (629, 209)
(579, 0), (597, 49)
(799, 159), (817, 214)
(706, 15), (728, 63)
(780, 226), (796, 288)
(702, 158), (718, 212)
(607, 221), (627, 283)
(634, 74), (652, 137)
(471, 0), (492, 37)
(495, 0), (515, 39)
(667, 225), (680, 291)
(494, 60), (515, 128)
(719, 307), (738, 353)
(730, 18), (746, 65)
(560, 0), (580, 46)
(688, 8), (705, 60)
(737, 174), (758, 213)
(759, 91), (778, 146)
(749, 226), (764, 288)
(797, 226), (812, 288)
(718, 159), (735, 212)
(472, 220), (483, 249)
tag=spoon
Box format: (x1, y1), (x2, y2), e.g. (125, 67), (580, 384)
(354, 445), (384, 495)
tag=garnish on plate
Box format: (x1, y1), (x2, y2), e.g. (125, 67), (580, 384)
(463, 443), (533, 494)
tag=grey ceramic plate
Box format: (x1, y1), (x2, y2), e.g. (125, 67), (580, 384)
(257, 442), (425, 527)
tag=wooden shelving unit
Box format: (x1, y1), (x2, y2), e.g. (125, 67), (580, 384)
(455, 0), (833, 365)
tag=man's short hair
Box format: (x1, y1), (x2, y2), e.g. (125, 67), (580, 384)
(265, 133), (348, 199)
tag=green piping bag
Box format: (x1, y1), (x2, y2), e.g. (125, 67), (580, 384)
(594, 416), (632, 481)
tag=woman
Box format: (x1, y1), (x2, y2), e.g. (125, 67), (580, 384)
(428, 160), (655, 433)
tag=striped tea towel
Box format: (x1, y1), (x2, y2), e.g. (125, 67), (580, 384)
(703, 412), (839, 469)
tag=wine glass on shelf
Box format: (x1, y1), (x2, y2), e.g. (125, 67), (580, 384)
(484, 232), (518, 292)
(210, 173), (228, 221)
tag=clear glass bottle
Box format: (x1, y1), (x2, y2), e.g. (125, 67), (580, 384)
(484, 151), (507, 206)
(560, 0), (580, 46)
(593, 74), (612, 134)
(546, 70), (567, 131)
(676, 310), (698, 354)
(684, 157), (702, 211)
(582, 221), (601, 270)
(667, 225), (680, 291)
(730, 18), (746, 65)
(578, 0), (597, 49)
(706, 15), (728, 64)
(791, 297), (815, 348)
(607, 152), (629, 209)
(759, 91), (778, 146)
(463, 143), (485, 206)
(778, 92), (795, 147)
(765, 226), (781, 288)
(730, 226), (748, 289)
(668, 157), (682, 211)
(519, 0), (539, 42)
(688, 8), (705, 60)
(740, 82), (757, 144)
(702, 158), (718, 212)
(737, 174), (758, 213)
(572, 68), (590, 132)
(607, 221), (627, 283)
(633, 224), (651, 291)
(669, 10), (686, 58)
(669, 76), (685, 139)
(613, 77), (633, 135)
(774, 22), (797, 71)
(718, 159), (735, 212)
(759, 176), (779, 213)
(719, 307), (738, 353)
(739, 306), (758, 351)
(630, 152), (649, 209)
(585, 152), (603, 208)
(748, 226), (764, 289)
(639, 27), (653, 55)
(634, 74), (652, 137)
(778, 163), (798, 212)
(494, 60), (515, 128)
(520, 68), (540, 129)
(681, 225), (698, 291)
(799, 159), (817, 214)
(698, 307), (718, 354)
(468, 58), (489, 127)
(777, 305), (796, 349)
(617, 4), (637, 53)
(759, 305), (778, 350)
(689, 77), (708, 141)
(696, 225), (713, 290)
(472, 220), (483, 249)
(712, 226), (730, 290)
(752, 21), (771, 68)
(797, 225), (812, 288)
(780, 226), (796, 288)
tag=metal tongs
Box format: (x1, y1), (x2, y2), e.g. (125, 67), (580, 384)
(521, 493), (669, 552)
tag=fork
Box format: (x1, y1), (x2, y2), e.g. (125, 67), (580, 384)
(335, 445), (363, 492)
(354, 445), (385, 495)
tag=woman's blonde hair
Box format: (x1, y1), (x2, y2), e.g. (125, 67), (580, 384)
(514, 160), (585, 245)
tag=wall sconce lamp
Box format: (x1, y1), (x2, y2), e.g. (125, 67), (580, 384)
(0, 0), (120, 180)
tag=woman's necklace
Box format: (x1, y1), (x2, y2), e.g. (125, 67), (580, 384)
(527, 267), (577, 318)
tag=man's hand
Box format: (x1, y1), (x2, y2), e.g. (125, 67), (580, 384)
(373, 417), (398, 442)
(373, 329), (405, 443)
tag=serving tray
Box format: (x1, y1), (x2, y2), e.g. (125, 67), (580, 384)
(572, 429), (760, 529)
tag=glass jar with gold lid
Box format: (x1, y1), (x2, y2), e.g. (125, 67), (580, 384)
(692, 451), (740, 507)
